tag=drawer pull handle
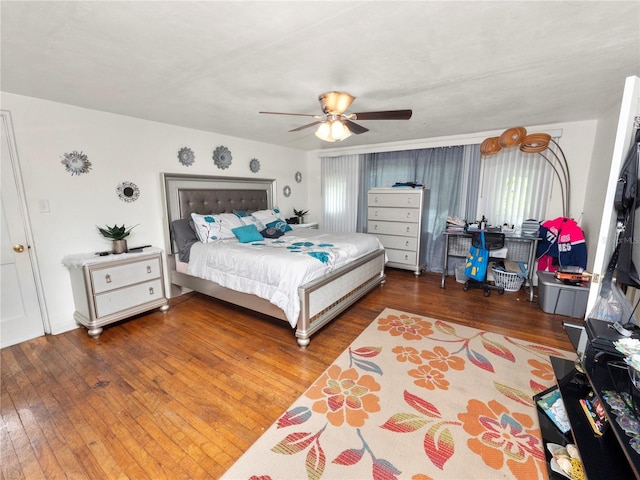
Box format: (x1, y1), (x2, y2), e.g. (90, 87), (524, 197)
(405, 241), (410, 247)
(406, 227), (411, 233)
(105, 274), (111, 283)
(374, 224), (378, 230)
(406, 212), (411, 218)
(404, 254), (409, 261)
(149, 287), (154, 295)
(147, 265), (152, 274)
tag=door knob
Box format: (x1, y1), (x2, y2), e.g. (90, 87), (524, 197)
(13, 244), (25, 253)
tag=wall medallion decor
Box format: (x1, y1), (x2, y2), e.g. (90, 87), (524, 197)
(60, 150), (92, 176)
(116, 181), (140, 203)
(295, 171), (302, 183)
(249, 158), (260, 173)
(178, 147), (195, 166)
(212, 145), (232, 170)
(283, 185), (291, 197)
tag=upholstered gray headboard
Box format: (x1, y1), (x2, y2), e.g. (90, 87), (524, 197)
(177, 188), (268, 218)
(161, 173), (276, 254)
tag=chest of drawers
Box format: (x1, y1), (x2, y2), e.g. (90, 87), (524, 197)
(63, 248), (169, 338)
(367, 188), (429, 275)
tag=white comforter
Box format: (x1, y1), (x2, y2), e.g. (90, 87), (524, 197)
(186, 229), (384, 327)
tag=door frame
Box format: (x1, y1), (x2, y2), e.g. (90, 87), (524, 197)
(1, 109), (50, 334)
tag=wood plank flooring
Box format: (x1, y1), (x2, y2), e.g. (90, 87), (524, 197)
(1, 269), (579, 479)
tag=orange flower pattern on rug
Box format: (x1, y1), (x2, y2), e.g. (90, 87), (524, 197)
(222, 309), (573, 480)
(307, 365), (381, 427)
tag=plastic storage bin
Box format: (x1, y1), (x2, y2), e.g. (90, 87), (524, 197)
(537, 270), (589, 318)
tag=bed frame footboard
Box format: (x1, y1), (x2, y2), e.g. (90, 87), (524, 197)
(295, 249), (386, 346)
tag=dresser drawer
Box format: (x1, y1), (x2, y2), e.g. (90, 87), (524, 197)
(94, 279), (164, 317)
(368, 221), (419, 237)
(375, 234), (418, 251)
(91, 257), (162, 294)
(367, 207), (420, 223)
(386, 249), (418, 266)
(368, 192), (422, 208)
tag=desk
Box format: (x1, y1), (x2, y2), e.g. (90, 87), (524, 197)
(440, 232), (540, 302)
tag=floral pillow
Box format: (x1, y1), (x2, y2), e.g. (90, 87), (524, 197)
(252, 209), (292, 232)
(190, 213), (244, 242)
(239, 213), (265, 232)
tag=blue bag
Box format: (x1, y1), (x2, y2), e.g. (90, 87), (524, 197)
(465, 231), (489, 281)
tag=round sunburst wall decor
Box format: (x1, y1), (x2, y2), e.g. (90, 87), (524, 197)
(249, 158), (260, 173)
(178, 147), (195, 166)
(212, 145), (232, 170)
(60, 150), (92, 176)
(116, 181), (140, 203)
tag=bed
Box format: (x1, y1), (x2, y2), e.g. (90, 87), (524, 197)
(161, 173), (386, 346)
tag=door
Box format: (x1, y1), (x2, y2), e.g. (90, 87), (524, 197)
(1, 110), (46, 348)
(586, 76), (640, 316)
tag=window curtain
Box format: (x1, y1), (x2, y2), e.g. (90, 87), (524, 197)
(321, 154), (363, 232)
(367, 146), (465, 272)
(476, 140), (557, 229)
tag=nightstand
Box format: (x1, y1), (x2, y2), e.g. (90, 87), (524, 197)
(62, 247), (169, 338)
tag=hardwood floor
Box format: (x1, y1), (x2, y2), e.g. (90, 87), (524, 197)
(1, 269), (579, 479)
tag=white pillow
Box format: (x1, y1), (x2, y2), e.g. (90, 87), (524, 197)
(190, 213), (244, 242)
(251, 208), (286, 224)
(240, 214), (265, 231)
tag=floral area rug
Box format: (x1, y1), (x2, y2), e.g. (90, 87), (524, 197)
(221, 308), (574, 480)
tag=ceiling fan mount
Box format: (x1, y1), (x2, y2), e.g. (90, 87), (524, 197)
(259, 91), (412, 142)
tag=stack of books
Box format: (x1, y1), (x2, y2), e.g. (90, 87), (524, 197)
(446, 216), (465, 232)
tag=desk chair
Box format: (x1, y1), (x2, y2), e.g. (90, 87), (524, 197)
(463, 231), (506, 297)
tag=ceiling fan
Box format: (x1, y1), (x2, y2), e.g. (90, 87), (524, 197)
(259, 91), (412, 142)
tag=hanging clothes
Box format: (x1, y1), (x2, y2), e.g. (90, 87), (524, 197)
(536, 217), (588, 271)
(613, 128), (640, 287)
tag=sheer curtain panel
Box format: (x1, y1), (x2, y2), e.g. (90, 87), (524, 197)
(476, 144), (555, 229)
(321, 154), (362, 232)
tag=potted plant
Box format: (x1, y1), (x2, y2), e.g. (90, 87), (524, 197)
(97, 224), (137, 254)
(293, 208), (309, 225)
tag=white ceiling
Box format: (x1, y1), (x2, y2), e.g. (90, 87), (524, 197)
(2, 1), (639, 151)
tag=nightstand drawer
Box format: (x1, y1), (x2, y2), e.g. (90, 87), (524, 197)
(367, 207), (420, 223)
(91, 257), (161, 294)
(368, 221), (419, 237)
(95, 279), (164, 317)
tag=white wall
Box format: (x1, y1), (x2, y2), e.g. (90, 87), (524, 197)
(2, 92), (309, 334)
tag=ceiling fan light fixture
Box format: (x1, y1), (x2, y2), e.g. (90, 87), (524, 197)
(314, 120), (351, 142)
(314, 121), (334, 142)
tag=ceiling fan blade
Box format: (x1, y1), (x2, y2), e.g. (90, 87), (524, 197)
(344, 119), (369, 135)
(289, 121), (322, 132)
(352, 109), (413, 121)
(259, 111), (320, 118)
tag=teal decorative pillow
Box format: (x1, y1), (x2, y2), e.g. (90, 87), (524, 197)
(232, 224), (264, 243)
(265, 219), (292, 233)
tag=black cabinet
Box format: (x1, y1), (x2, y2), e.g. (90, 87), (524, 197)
(536, 348), (639, 479)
